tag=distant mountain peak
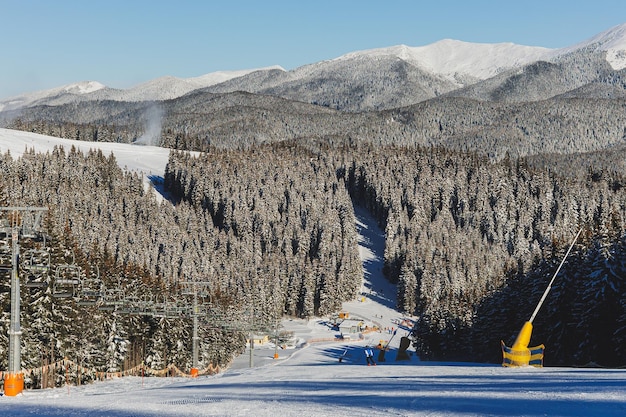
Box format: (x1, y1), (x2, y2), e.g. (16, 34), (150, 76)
(586, 22), (626, 50)
(561, 23), (626, 70)
(592, 23), (626, 70)
(62, 81), (106, 95)
(0, 67), (282, 110)
(0, 81), (108, 112)
(335, 39), (553, 83)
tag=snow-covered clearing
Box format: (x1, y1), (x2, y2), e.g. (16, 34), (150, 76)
(0, 128), (170, 181)
(1, 128), (625, 416)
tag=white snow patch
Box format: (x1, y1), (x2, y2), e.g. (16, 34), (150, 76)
(62, 81), (106, 95)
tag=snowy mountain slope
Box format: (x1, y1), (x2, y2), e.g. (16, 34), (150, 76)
(559, 22), (626, 70)
(179, 23), (626, 110)
(0, 128), (172, 200)
(445, 48), (618, 102)
(88, 66), (285, 102)
(444, 24), (626, 103)
(1, 198), (625, 416)
(3, 356), (626, 417)
(218, 22), (626, 90)
(0, 81), (106, 112)
(205, 40), (554, 111)
(1, 127), (626, 416)
(335, 40), (554, 84)
(0, 67), (283, 111)
(260, 54), (460, 111)
(0, 128), (169, 177)
(1, 128), (625, 416)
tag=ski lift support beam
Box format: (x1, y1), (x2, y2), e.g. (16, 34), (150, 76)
(180, 280), (212, 371)
(0, 206), (47, 394)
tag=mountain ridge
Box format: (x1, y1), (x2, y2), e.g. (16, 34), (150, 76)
(0, 66), (284, 111)
(2, 23), (625, 112)
(559, 22), (626, 69)
(2, 23), (626, 119)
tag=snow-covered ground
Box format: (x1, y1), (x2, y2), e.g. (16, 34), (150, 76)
(0, 127), (170, 189)
(4, 353), (626, 417)
(0, 127), (178, 202)
(1, 128), (626, 416)
(0, 128), (170, 177)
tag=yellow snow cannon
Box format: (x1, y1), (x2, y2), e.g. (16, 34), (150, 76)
(502, 321), (544, 367)
(502, 228), (582, 367)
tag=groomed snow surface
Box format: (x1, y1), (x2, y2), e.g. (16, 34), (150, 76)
(1, 129), (626, 416)
(3, 353), (626, 417)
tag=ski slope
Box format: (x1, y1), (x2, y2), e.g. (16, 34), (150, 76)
(0, 128), (170, 181)
(1, 128), (626, 416)
(3, 352), (626, 417)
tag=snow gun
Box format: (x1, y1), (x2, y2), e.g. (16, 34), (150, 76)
(502, 228), (583, 367)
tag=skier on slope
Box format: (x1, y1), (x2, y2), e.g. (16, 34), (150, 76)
(364, 346), (376, 366)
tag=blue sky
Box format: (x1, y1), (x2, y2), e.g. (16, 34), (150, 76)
(1, 0), (624, 99)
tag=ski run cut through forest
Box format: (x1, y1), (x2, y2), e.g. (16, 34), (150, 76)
(0, 129), (625, 416)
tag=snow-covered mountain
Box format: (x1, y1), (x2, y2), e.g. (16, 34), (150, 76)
(90, 67), (285, 102)
(204, 40), (556, 110)
(334, 40), (554, 85)
(0, 81), (106, 111)
(445, 23), (626, 103)
(2, 23), (626, 113)
(0, 67), (284, 112)
(559, 22), (626, 69)
(199, 21), (624, 109)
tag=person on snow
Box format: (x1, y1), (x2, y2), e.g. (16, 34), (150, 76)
(364, 346), (376, 366)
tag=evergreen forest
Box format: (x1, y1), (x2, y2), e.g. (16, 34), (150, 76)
(1, 137), (625, 383)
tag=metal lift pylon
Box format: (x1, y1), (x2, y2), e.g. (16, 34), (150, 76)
(1, 206), (48, 396)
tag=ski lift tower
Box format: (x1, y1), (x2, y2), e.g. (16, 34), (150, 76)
(0, 206), (47, 396)
(180, 280), (212, 377)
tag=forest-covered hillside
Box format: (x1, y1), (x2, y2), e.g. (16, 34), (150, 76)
(1, 140), (624, 374)
(5, 94), (626, 174)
